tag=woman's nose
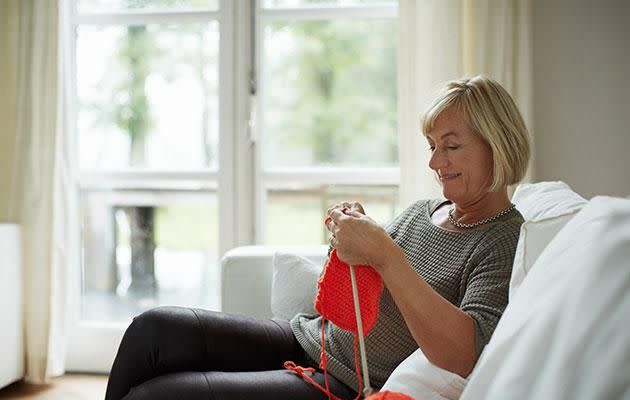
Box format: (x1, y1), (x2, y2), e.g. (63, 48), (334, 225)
(429, 149), (448, 170)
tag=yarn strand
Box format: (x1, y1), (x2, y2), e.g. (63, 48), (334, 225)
(284, 361), (341, 400)
(321, 320), (332, 400)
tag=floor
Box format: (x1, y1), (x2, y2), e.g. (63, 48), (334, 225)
(0, 374), (108, 400)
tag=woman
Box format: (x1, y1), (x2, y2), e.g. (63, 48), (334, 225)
(105, 76), (530, 400)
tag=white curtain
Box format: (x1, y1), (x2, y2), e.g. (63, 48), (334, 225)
(398, 0), (534, 208)
(1, 0), (78, 383)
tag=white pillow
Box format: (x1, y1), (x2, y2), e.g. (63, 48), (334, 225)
(512, 181), (586, 221)
(381, 348), (468, 400)
(461, 196), (630, 400)
(271, 252), (322, 320)
(510, 181), (587, 298)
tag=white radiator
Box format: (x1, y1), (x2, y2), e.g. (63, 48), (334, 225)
(0, 224), (23, 388)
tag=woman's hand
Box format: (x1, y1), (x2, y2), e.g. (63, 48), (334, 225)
(327, 208), (397, 271)
(325, 201), (363, 242)
(325, 201), (365, 235)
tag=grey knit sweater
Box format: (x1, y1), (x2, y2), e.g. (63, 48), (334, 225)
(290, 199), (524, 390)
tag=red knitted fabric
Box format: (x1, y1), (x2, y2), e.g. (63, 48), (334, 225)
(314, 249), (383, 336)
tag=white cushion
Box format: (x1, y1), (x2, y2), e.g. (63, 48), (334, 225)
(510, 181), (587, 299)
(271, 251), (322, 320)
(381, 348), (467, 400)
(461, 196), (630, 400)
(512, 181), (586, 221)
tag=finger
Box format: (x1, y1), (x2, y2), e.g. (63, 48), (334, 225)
(346, 210), (364, 218)
(329, 208), (348, 223)
(326, 218), (336, 232)
(351, 202), (365, 214)
(327, 203), (344, 216)
(329, 234), (337, 247)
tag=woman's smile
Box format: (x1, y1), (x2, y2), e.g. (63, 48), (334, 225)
(439, 172), (462, 181)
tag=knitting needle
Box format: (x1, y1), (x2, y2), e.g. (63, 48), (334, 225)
(349, 264), (373, 397)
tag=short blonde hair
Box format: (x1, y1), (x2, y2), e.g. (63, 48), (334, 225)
(421, 76), (531, 191)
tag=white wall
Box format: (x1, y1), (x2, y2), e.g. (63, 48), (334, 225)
(532, 0), (630, 198)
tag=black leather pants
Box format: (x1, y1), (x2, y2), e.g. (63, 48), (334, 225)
(104, 306), (357, 400)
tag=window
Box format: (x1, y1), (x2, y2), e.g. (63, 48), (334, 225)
(257, 0), (400, 244)
(68, 0), (398, 371)
(75, 1), (227, 330)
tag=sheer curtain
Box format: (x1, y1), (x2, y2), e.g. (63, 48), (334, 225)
(398, 0), (534, 207)
(0, 0), (78, 383)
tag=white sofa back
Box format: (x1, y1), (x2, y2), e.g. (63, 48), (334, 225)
(460, 196), (630, 399)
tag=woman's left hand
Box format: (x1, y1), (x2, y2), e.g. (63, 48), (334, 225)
(328, 209), (396, 271)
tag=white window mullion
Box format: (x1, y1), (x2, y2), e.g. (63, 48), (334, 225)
(254, 0), (266, 245)
(229, 0), (257, 247)
(218, 0), (237, 256)
(75, 10), (221, 26)
(264, 167), (400, 187)
(79, 171), (219, 190)
(260, 4), (397, 20)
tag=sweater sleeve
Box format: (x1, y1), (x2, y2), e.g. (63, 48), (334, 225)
(460, 220), (522, 355)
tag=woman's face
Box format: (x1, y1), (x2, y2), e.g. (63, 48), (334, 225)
(425, 107), (494, 205)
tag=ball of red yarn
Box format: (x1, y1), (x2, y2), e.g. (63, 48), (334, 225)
(314, 249), (383, 336)
(365, 390), (415, 400)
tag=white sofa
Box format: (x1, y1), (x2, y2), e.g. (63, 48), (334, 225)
(0, 224), (24, 389)
(221, 245), (328, 320)
(221, 182), (630, 399)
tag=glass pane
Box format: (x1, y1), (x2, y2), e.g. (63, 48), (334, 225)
(80, 189), (219, 322)
(78, 0), (219, 13)
(262, 19), (398, 167)
(266, 185), (399, 245)
(77, 23), (219, 171)
(263, 0), (396, 7)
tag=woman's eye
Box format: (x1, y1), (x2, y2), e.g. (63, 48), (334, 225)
(428, 146), (435, 152)
(447, 145), (459, 150)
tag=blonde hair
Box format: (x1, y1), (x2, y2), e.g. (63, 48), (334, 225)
(421, 76), (531, 191)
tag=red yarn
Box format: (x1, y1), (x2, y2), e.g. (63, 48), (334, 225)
(283, 361), (342, 400)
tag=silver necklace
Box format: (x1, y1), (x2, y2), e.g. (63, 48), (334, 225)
(448, 203), (516, 229)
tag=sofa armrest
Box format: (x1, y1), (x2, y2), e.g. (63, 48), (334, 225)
(220, 245), (327, 319)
